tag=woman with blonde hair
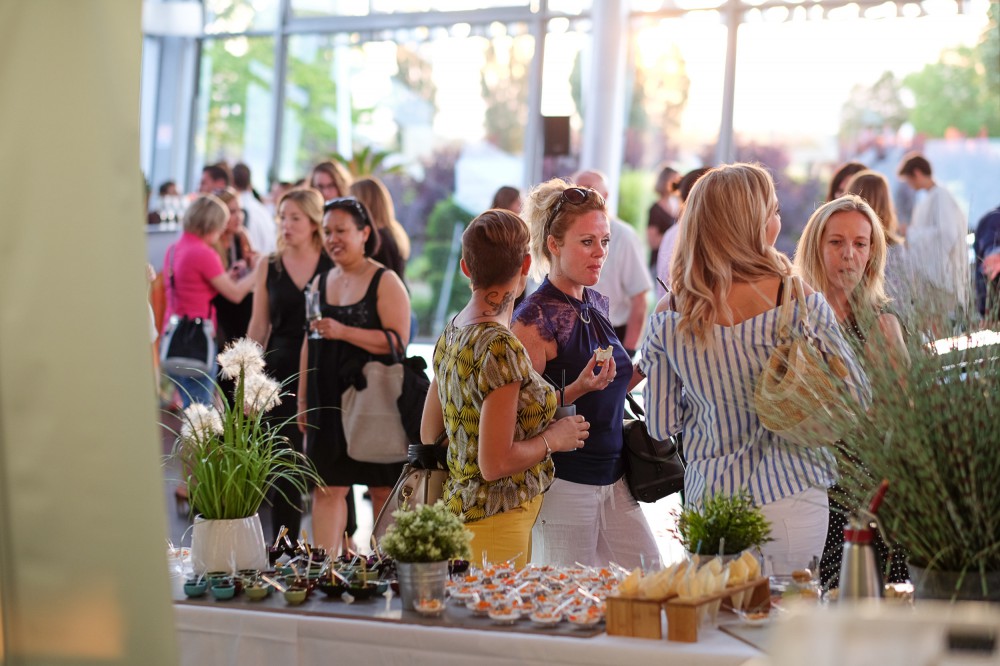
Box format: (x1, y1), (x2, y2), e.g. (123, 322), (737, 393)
(247, 187), (333, 542)
(640, 163), (869, 576)
(421, 209), (589, 567)
(794, 195), (909, 587)
(842, 169), (912, 310)
(511, 180), (657, 568)
(350, 177), (411, 279)
(793, 195), (908, 370)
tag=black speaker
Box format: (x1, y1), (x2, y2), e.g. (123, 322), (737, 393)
(543, 116), (571, 156)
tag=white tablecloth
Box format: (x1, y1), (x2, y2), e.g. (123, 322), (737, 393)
(174, 604), (760, 666)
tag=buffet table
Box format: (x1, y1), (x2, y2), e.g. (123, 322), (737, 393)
(173, 601), (762, 666)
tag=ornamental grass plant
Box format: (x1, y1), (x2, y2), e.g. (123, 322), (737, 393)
(379, 501), (473, 563)
(832, 321), (1000, 581)
(167, 338), (321, 520)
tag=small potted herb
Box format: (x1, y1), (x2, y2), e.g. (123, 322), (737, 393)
(677, 492), (772, 556)
(379, 501), (472, 611)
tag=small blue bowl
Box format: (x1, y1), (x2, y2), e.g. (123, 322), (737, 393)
(183, 579), (208, 597)
(210, 582), (236, 601)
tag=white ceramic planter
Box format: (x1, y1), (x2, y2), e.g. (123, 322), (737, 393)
(190, 513), (268, 574)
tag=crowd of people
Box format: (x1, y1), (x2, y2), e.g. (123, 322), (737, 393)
(156, 151), (999, 586)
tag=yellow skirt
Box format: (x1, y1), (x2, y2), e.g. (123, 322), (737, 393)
(464, 494), (542, 569)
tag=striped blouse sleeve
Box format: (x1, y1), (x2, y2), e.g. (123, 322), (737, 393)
(638, 311), (686, 440)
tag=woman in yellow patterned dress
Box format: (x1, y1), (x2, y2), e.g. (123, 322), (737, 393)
(420, 209), (590, 567)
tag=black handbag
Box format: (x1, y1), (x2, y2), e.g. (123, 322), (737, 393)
(159, 246), (216, 377)
(622, 393), (685, 503)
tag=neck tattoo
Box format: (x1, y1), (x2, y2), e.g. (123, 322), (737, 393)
(480, 289), (514, 318)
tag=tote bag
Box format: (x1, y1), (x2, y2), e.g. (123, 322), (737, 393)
(342, 329), (429, 463)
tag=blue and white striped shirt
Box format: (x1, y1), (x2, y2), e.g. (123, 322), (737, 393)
(639, 293), (870, 508)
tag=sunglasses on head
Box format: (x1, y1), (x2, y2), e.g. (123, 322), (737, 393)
(545, 187), (603, 235)
(324, 196), (371, 228)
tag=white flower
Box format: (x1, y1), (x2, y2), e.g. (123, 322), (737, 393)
(243, 371), (282, 414)
(180, 403), (223, 442)
(217, 338), (265, 380)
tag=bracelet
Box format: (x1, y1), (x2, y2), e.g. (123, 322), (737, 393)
(540, 432), (552, 457)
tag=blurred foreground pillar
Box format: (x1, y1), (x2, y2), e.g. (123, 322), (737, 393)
(0, 2), (178, 664)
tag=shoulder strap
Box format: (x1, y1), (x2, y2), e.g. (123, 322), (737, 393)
(775, 274), (796, 337)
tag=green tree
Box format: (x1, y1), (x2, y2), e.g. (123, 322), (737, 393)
(904, 45), (1000, 136)
(838, 71), (909, 145)
(481, 35), (532, 153)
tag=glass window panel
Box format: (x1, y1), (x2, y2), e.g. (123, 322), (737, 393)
(292, 0), (532, 17)
(204, 0), (279, 33)
(193, 36), (275, 192)
(280, 27), (536, 335)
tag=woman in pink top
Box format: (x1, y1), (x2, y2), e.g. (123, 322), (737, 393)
(162, 194), (256, 408)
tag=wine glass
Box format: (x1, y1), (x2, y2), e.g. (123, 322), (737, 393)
(305, 288), (323, 339)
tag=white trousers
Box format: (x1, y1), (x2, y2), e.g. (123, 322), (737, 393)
(758, 486), (829, 576)
(531, 476), (659, 569)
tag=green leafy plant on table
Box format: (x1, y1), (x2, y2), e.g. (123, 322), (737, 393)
(379, 501), (473, 563)
(677, 492), (772, 555)
(169, 338), (321, 520)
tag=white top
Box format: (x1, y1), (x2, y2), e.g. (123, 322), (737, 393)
(594, 217), (652, 327)
(240, 190), (277, 255)
(655, 222), (681, 298)
(638, 293), (870, 508)
(906, 185), (969, 308)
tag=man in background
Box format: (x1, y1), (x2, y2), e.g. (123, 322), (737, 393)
(897, 152), (969, 319)
(233, 162), (276, 255)
(198, 162), (230, 193)
(574, 169), (651, 356)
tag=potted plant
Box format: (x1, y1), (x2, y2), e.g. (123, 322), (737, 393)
(832, 324), (1000, 601)
(676, 492), (772, 557)
(169, 338), (321, 574)
(379, 501), (472, 610)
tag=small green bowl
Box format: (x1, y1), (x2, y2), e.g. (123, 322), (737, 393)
(245, 585), (270, 601)
(284, 588), (307, 605)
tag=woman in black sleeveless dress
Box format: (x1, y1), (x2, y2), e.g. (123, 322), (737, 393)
(247, 188), (332, 543)
(298, 196), (411, 554)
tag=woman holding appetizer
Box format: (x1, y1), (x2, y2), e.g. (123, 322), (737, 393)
(640, 164), (870, 576)
(793, 194), (909, 586)
(421, 209), (589, 568)
(247, 187), (333, 543)
(296, 196), (411, 554)
(511, 180), (657, 569)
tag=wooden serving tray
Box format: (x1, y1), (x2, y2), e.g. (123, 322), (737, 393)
(665, 577), (769, 643)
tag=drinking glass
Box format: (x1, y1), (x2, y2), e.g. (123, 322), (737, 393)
(305, 289), (323, 339)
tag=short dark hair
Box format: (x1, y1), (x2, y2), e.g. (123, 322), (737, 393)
(898, 152), (932, 178)
(827, 161), (866, 202)
(158, 180), (175, 196)
(232, 163), (251, 190)
(202, 163), (230, 187)
(490, 186), (521, 211)
(677, 167), (711, 203)
(324, 196), (380, 257)
(463, 209), (529, 289)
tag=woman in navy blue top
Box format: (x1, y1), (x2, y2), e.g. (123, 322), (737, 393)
(512, 180), (657, 568)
